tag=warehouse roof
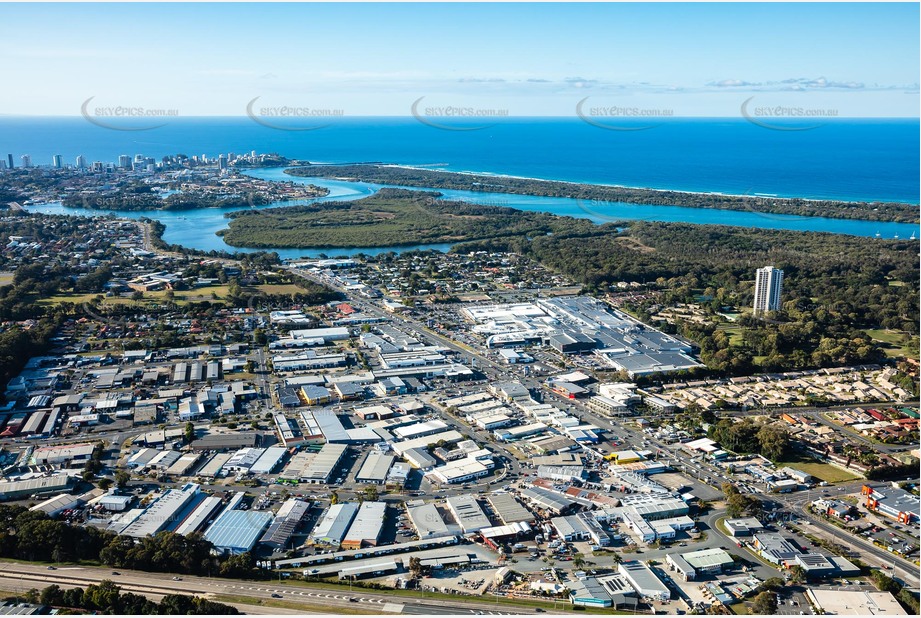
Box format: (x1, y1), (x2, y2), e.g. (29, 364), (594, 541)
(204, 508), (273, 554)
(407, 503), (454, 538)
(343, 501), (387, 546)
(301, 443), (347, 482)
(446, 495), (491, 534)
(355, 452), (395, 484)
(310, 502), (360, 545)
(682, 548), (734, 570)
(487, 493), (535, 524)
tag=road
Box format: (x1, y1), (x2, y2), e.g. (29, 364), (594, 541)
(0, 562), (532, 615)
(286, 264), (921, 586)
(772, 486), (920, 584)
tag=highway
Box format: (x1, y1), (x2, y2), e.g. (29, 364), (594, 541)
(0, 562), (530, 615)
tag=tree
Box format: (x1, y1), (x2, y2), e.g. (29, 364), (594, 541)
(870, 569), (899, 593)
(330, 491), (339, 505)
(362, 485), (379, 502)
(115, 470), (131, 489)
(97, 478), (113, 491)
(751, 591), (778, 615)
(39, 584), (64, 607)
(722, 482), (762, 518)
(131, 290), (144, 301)
(184, 421), (195, 444)
(573, 553), (585, 569)
(788, 565), (807, 585)
(757, 424), (790, 461)
(409, 556), (423, 578)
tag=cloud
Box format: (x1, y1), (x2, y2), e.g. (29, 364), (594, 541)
(707, 79), (763, 88)
(707, 76), (878, 91)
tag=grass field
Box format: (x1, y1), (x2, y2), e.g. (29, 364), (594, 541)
(729, 601), (750, 614)
(864, 328), (919, 360)
(773, 456), (861, 483)
(213, 593), (370, 614)
(717, 323), (745, 346)
(263, 579), (627, 614)
(40, 283), (310, 310)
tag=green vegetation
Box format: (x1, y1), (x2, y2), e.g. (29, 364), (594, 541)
(285, 164), (919, 223)
(709, 419), (790, 461)
(212, 593), (371, 614)
(0, 504), (264, 579)
(13, 582), (239, 615)
(750, 590), (778, 615)
(721, 482), (763, 519)
(771, 455), (861, 483)
(219, 188), (598, 248)
(870, 569), (920, 614)
(864, 328), (919, 360)
(40, 282), (334, 309)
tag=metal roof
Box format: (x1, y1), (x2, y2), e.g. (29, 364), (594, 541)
(407, 503), (453, 538)
(487, 493), (535, 524)
(301, 443), (347, 482)
(343, 501), (387, 546)
(682, 548), (734, 570)
(310, 502), (359, 545)
(355, 452), (395, 483)
(445, 495), (491, 534)
(203, 508), (273, 554)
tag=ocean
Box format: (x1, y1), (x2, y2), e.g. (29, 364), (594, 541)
(1, 116), (918, 204)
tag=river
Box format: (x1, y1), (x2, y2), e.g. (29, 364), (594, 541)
(25, 168), (919, 259)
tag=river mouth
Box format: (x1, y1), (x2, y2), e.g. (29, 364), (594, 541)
(24, 167), (921, 258)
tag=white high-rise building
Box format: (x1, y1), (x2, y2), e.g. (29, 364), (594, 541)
(75, 155), (87, 169)
(753, 266), (783, 315)
(52, 154), (63, 169)
(118, 154), (132, 169)
(20, 154), (32, 168)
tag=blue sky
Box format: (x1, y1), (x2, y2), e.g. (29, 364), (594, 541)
(0, 2), (918, 117)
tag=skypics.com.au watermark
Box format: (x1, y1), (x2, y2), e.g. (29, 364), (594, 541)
(81, 193), (162, 210)
(81, 97), (178, 131)
(246, 97), (343, 131)
(411, 97), (508, 131)
(741, 96), (837, 131)
(576, 97), (673, 131)
(423, 195), (511, 209)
